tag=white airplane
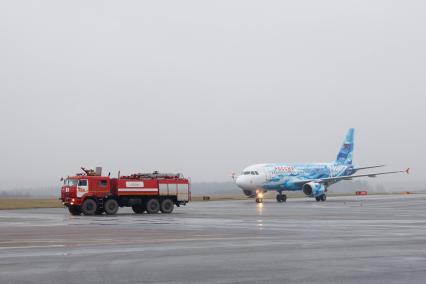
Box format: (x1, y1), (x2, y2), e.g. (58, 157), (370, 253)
(234, 129), (409, 203)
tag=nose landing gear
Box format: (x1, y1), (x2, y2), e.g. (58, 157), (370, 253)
(276, 192), (287, 203)
(255, 190), (264, 203)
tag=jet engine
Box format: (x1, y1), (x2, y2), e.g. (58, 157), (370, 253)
(302, 182), (326, 197)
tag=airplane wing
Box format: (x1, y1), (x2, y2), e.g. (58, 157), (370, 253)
(294, 168), (410, 185)
(353, 165), (385, 171)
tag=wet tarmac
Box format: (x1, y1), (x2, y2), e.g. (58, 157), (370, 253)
(1, 195), (426, 283)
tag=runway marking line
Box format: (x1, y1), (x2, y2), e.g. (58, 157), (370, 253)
(0, 245), (65, 250)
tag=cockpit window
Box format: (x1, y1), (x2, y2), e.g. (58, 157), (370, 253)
(241, 171), (259, 175)
(65, 179), (78, 186)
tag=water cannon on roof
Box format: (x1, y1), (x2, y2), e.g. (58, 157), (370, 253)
(120, 171), (183, 180)
(79, 167), (102, 176)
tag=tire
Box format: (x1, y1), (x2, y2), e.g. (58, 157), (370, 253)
(81, 199), (97, 216)
(321, 195), (327, 202)
(104, 199), (119, 215)
(146, 199), (160, 214)
(132, 204), (145, 214)
(68, 205), (82, 216)
(160, 199), (174, 214)
(276, 194), (287, 203)
(316, 196), (321, 202)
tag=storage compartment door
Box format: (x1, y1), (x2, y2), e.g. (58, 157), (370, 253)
(168, 184), (177, 195)
(159, 183), (168, 196)
(177, 184), (189, 201)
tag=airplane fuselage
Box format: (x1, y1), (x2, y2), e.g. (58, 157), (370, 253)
(236, 163), (355, 195)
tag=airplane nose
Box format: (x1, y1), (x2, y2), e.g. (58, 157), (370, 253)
(236, 176), (242, 187)
(236, 176), (251, 189)
(236, 176), (245, 188)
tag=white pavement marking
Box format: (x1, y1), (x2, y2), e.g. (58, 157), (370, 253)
(0, 245), (65, 250)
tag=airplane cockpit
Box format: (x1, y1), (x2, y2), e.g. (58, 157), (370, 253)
(236, 167), (267, 198)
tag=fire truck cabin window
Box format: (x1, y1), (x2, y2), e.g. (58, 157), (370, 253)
(78, 180), (87, 186)
(66, 179), (78, 186)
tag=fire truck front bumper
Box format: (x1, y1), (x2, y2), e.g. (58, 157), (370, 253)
(62, 198), (82, 207)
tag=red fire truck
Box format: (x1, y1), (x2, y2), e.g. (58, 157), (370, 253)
(60, 167), (191, 216)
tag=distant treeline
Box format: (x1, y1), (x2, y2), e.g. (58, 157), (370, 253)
(0, 187), (58, 198)
(0, 180), (423, 198)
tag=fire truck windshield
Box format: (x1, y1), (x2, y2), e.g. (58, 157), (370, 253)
(65, 179), (78, 186)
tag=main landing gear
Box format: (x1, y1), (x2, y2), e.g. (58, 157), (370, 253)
(315, 194), (327, 202)
(276, 193), (287, 203)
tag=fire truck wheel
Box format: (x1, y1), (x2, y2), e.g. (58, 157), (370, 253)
(68, 206), (82, 216)
(104, 199), (119, 215)
(81, 199), (97, 216)
(132, 204), (145, 214)
(160, 199), (174, 214)
(146, 199), (160, 214)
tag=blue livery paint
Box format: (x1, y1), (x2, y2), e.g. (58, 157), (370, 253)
(259, 129), (355, 192)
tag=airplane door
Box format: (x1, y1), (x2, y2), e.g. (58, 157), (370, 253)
(265, 171), (272, 181)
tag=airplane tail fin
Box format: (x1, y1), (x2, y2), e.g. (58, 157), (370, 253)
(335, 128), (355, 165)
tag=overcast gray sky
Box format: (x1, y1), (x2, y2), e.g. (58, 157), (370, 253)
(1, 0), (425, 190)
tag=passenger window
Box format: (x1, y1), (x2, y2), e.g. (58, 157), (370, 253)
(78, 180), (87, 186)
(98, 180), (108, 187)
(251, 171), (255, 175)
